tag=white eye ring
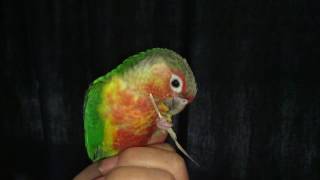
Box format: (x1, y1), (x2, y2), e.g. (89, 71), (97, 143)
(170, 74), (183, 93)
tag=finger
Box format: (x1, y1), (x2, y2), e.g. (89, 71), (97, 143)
(105, 166), (175, 180)
(149, 143), (176, 152)
(98, 156), (119, 175)
(94, 177), (105, 180)
(73, 163), (102, 180)
(118, 147), (188, 180)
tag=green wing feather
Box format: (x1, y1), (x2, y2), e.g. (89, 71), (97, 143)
(84, 81), (105, 161)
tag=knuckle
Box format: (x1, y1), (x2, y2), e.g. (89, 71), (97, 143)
(162, 172), (175, 180)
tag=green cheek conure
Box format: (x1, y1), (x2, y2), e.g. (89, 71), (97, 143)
(84, 48), (198, 165)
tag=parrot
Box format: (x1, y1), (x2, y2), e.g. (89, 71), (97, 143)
(84, 48), (198, 164)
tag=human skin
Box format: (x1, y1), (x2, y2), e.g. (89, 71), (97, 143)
(74, 143), (189, 180)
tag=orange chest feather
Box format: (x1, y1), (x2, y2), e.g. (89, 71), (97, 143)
(102, 78), (156, 130)
(104, 82), (158, 150)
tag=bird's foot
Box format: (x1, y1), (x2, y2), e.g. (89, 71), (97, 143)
(156, 117), (173, 130)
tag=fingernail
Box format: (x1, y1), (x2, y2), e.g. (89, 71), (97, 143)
(98, 156), (119, 175)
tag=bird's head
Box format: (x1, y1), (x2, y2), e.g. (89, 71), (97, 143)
(140, 48), (197, 115)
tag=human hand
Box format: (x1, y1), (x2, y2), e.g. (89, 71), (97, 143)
(74, 144), (189, 180)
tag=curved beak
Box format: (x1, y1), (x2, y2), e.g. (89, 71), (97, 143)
(164, 96), (189, 115)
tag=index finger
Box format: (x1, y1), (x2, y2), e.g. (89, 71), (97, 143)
(149, 143), (176, 152)
(74, 156), (119, 180)
(117, 147), (189, 180)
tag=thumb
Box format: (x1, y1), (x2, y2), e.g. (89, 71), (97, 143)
(98, 156), (119, 175)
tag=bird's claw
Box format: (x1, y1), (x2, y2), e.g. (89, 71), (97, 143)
(156, 117), (173, 130)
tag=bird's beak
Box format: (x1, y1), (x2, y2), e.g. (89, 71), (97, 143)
(163, 96), (189, 115)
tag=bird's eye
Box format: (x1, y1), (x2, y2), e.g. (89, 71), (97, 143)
(170, 74), (183, 93)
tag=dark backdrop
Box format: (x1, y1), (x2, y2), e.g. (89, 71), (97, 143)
(1, 0), (320, 179)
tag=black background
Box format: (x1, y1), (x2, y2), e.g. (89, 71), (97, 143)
(1, 0), (320, 179)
